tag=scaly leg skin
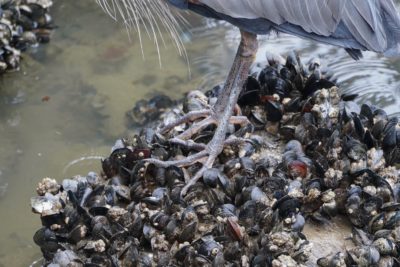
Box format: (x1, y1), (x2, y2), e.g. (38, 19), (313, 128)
(147, 31), (258, 196)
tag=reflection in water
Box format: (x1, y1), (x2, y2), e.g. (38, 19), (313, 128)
(0, 2), (398, 266)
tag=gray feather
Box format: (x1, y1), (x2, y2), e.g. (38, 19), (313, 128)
(198, 0), (400, 55)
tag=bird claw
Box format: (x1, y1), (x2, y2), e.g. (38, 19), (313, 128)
(144, 144), (219, 197)
(145, 111), (253, 196)
(160, 109), (212, 134)
(144, 150), (208, 168)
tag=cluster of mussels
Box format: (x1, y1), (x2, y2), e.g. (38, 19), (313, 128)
(0, 0), (53, 73)
(31, 53), (400, 266)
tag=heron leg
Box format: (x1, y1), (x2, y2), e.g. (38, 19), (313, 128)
(147, 31), (258, 195)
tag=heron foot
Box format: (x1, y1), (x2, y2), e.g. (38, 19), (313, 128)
(146, 31), (257, 196)
(159, 110), (212, 135)
(146, 114), (251, 196)
(174, 112), (249, 141)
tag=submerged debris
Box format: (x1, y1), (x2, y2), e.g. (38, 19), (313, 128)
(31, 53), (400, 266)
(0, 0), (54, 73)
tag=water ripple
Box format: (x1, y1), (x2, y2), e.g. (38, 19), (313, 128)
(190, 18), (400, 116)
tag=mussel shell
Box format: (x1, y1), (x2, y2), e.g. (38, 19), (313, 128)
(87, 253), (112, 266)
(238, 76), (261, 106)
(353, 115), (365, 140)
(165, 165), (184, 188)
(89, 206), (110, 217)
(364, 130), (376, 149)
(164, 218), (179, 241)
(271, 78), (289, 98)
(362, 195), (383, 215)
(346, 246), (380, 265)
(225, 218), (243, 241)
(51, 250), (81, 266)
(68, 224), (88, 244)
(91, 215), (111, 239)
(142, 223), (157, 242)
(142, 187), (168, 206)
(85, 195), (109, 215)
(342, 93), (359, 102)
(287, 160), (308, 178)
(222, 242), (241, 262)
(196, 236), (222, 260)
(381, 202), (400, 212)
(285, 51), (301, 74)
(238, 200), (258, 227)
(302, 76), (335, 97)
(40, 212), (64, 227)
(114, 185), (131, 202)
(382, 117), (398, 150)
(63, 205), (80, 229)
(213, 204), (236, 218)
(378, 256), (396, 267)
(265, 100), (283, 122)
(384, 211), (400, 229)
(368, 213), (385, 234)
(291, 213), (305, 232)
(360, 104), (375, 122)
(273, 196), (301, 219)
(202, 168), (221, 188)
(223, 158), (241, 177)
(386, 147), (400, 165)
(240, 157), (255, 174)
(279, 125), (296, 140)
(62, 179), (78, 193)
(178, 221), (198, 243)
(249, 186), (267, 202)
(31, 194), (63, 215)
(102, 148), (134, 178)
(258, 66), (279, 85)
(373, 108), (388, 120)
(344, 136), (367, 161)
(372, 119), (387, 139)
(312, 153), (329, 177)
(149, 212), (170, 230)
(33, 227), (59, 252)
(372, 238), (396, 256)
(174, 244), (193, 262)
(279, 65), (293, 80)
(151, 166), (167, 186)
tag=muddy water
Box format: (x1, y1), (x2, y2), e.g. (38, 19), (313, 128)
(0, 1), (399, 266)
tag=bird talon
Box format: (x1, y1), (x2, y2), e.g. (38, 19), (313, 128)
(160, 109), (212, 134)
(169, 137), (206, 151)
(145, 150), (209, 168)
(180, 166), (208, 197)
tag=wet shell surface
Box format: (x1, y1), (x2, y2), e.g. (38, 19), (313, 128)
(31, 53), (400, 266)
(0, 0), (54, 74)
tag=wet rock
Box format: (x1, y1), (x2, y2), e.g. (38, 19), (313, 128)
(0, 0), (54, 73)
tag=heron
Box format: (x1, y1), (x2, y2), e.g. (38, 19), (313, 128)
(98, 0), (400, 195)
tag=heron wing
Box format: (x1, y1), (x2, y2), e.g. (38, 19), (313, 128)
(341, 0), (386, 51)
(198, 0), (346, 35)
(199, 0), (390, 52)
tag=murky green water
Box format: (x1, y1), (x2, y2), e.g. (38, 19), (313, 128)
(0, 1), (399, 266)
